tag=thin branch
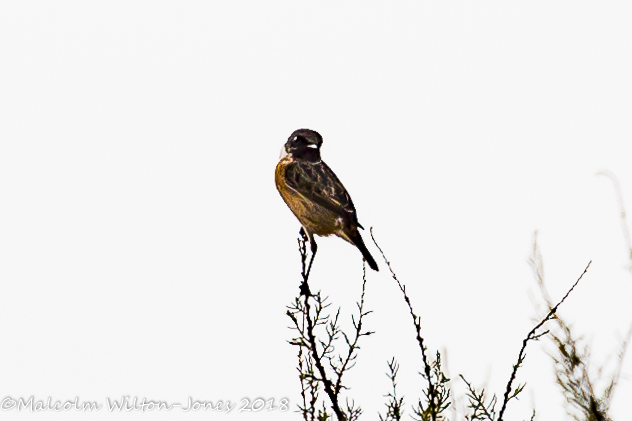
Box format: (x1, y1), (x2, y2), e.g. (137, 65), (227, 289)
(603, 294), (632, 412)
(598, 171), (632, 412)
(289, 235), (372, 420)
(497, 261), (592, 421)
(442, 348), (459, 421)
(379, 358), (405, 421)
(461, 375), (496, 421)
(334, 263), (373, 396)
(370, 228), (439, 421)
(297, 346), (310, 421)
(297, 236), (346, 421)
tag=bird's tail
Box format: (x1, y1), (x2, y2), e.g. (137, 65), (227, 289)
(349, 230), (379, 272)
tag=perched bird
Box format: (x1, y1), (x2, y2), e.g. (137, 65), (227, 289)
(275, 128), (379, 273)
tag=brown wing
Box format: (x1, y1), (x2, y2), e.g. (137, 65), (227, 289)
(284, 160), (363, 229)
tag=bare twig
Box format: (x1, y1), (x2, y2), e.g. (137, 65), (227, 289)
(442, 348), (459, 421)
(597, 172), (632, 412)
(286, 236), (345, 419)
(371, 228), (444, 421)
(297, 346), (310, 421)
(497, 260), (592, 421)
(461, 375), (497, 421)
(288, 235), (374, 420)
(379, 358), (405, 421)
(299, 237), (346, 420)
(603, 322), (632, 411)
(530, 235), (612, 420)
(334, 262), (374, 396)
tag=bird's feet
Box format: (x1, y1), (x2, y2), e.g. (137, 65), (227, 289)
(299, 280), (311, 297)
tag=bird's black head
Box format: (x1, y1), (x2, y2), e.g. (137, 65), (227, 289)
(282, 129), (323, 162)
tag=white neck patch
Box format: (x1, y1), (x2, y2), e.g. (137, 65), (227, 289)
(279, 145), (289, 159)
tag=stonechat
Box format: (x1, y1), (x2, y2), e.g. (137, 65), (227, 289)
(275, 129), (379, 272)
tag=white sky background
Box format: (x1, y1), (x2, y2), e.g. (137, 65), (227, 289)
(1, 1), (631, 420)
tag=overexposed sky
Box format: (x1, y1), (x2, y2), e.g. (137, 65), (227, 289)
(1, 1), (632, 420)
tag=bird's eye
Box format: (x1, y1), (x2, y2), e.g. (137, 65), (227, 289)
(292, 136), (298, 142)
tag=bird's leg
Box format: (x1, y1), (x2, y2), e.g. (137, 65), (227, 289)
(300, 233), (317, 296)
(298, 227), (310, 280)
(305, 237), (317, 280)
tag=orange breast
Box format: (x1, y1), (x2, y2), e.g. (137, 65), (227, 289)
(275, 158), (341, 236)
